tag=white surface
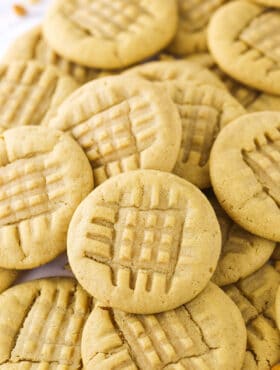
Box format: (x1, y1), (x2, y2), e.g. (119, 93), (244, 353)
(0, 0), (74, 283)
(0, 0), (49, 57)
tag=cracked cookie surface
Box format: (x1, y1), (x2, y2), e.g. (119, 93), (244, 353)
(208, 192), (275, 286)
(210, 111), (280, 242)
(0, 126), (93, 269)
(48, 75), (182, 185)
(0, 278), (93, 369)
(208, 1), (280, 95)
(224, 264), (280, 369)
(0, 61), (77, 133)
(82, 283), (246, 370)
(67, 170), (221, 314)
(43, 0), (178, 69)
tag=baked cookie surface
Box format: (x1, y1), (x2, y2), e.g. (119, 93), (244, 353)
(0, 278), (93, 369)
(0, 61), (77, 132)
(225, 265), (280, 370)
(210, 112), (280, 242)
(43, 0), (178, 69)
(0, 126), (93, 269)
(82, 283), (246, 370)
(68, 170), (221, 314)
(165, 80), (245, 188)
(208, 192), (275, 286)
(3, 26), (102, 84)
(0, 269), (18, 294)
(208, 1), (280, 95)
(49, 76), (182, 185)
(168, 0), (230, 55)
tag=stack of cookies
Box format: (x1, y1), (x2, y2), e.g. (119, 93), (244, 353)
(0, 0), (279, 369)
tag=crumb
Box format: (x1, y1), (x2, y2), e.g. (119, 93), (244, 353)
(13, 4), (27, 16)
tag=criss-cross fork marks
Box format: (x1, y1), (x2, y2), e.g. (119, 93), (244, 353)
(93, 307), (213, 370)
(84, 185), (192, 292)
(64, 0), (153, 41)
(0, 153), (65, 227)
(9, 284), (90, 367)
(242, 128), (280, 208)
(240, 11), (280, 64)
(71, 95), (156, 184)
(174, 88), (222, 167)
(0, 63), (59, 130)
(178, 0), (228, 32)
(33, 33), (98, 84)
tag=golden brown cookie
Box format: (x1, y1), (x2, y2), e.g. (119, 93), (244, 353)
(49, 75), (182, 185)
(0, 61), (77, 132)
(68, 170), (221, 314)
(0, 278), (93, 369)
(168, 0), (230, 55)
(276, 285), (280, 331)
(2, 26), (104, 84)
(208, 192), (275, 286)
(208, 1), (280, 95)
(124, 60), (225, 88)
(225, 264), (280, 370)
(0, 126), (93, 270)
(43, 0), (178, 69)
(210, 112), (280, 242)
(249, 0), (280, 6)
(82, 283), (246, 370)
(188, 53), (280, 112)
(273, 244), (280, 260)
(0, 269), (18, 293)
(165, 80), (245, 188)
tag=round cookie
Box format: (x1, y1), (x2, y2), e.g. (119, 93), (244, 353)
(188, 53), (280, 112)
(208, 192), (275, 286)
(0, 269), (18, 293)
(208, 1), (280, 95)
(224, 264), (280, 370)
(0, 126), (93, 269)
(276, 286), (280, 331)
(168, 0), (230, 56)
(43, 0), (178, 69)
(49, 75), (182, 185)
(0, 278), (92, 368)
(0, 61), (77, 132)
(82, 283), (246, 370)
(68, 170), (221, 314)
(165, 80), (245, 188)
(3, 26), (103, 84)
(124, 60), (226, 89)
(210, 112), (280, 242)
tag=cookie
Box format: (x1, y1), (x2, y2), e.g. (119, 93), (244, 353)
(208, 1), (280, 95)
(224, 264), (280, 369)
(168, 0), (230, 55)
(208, 192), (275, 286)
(2, 26), (103, 84)
(82, 283), (246, 370)
(0, 126), (93, 269)
(249, 0), (280, 6)
(273, 244), (280, 260)
(0, 269), (18, 293)
(43, 0), (178, 69)
(48, 75), (182, 185)
(210, 112), (280, 242)
(124, 60), (225, 88)
(189, 53), (280, 112)
(68, 170), (221, 314)
(0, 61), (77, 132)
(165, 80), (245, 188)
(0, 278), (92, 368)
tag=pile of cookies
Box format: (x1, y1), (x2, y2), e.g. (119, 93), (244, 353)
(0, 0), (279, 369)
